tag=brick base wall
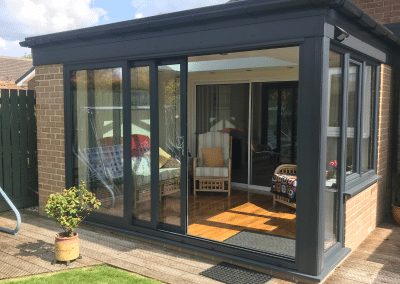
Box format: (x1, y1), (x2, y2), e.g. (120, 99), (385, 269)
(344, 64), (393, 250)
(35, 64), (65, 215)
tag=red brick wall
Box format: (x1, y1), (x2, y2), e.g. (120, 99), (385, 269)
(345, 64), (393, 250)
(35, 64), (65, 215)
(352, 0), (400, 24)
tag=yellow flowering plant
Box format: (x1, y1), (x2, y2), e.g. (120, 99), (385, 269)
(44, 181), (101, 237)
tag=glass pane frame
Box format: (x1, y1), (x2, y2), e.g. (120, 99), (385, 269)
(325, 44), (381, 257)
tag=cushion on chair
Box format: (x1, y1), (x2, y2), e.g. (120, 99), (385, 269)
(201, 147), (225, 167)
(195, 167), (229, 177)
(198, 132), (230, 167)
(159, 148), (171, 168)
(163, 156), (181, 168)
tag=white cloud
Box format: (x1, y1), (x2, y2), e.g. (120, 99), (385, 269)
(131, 0), (228, 18)
(135, 13), (143, 19)
(0, 37), (31, 57)
(2, 0), (107, 36)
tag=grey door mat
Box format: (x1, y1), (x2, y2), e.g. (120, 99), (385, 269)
(223, 230), (295, 257)
(200, 262), (273, 284)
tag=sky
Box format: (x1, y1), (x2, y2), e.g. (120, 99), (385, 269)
(0, 0), (228, 58)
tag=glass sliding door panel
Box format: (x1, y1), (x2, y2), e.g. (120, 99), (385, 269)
(250, 82), (297, 187)
(131, 66), (151, 222)
(362, 65), (376, 173)
(158, 64), (182, 226)
(251, 83), (278, 187)
(72, 68), (124, 217)
(346, 63), (359, 176)
(280, 88), (296, 164)
(196, 84), (249, 184)
(325, 51), (342, 251)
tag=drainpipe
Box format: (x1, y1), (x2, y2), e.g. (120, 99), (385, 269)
(391, 51), (400, 204)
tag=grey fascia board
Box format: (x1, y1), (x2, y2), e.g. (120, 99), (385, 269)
(20, 0), (309, 48)
(20, 0), (400, 51)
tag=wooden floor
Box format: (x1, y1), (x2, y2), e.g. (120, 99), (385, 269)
(0, 208), (292, 284)
(0, 208), (399, 283)
(188, 189), (296, 242)
(323, 220), (400, 284)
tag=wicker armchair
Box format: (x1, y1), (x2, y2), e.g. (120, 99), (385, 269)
(193, 132), (232, 196)
(273, 164), (297, 209)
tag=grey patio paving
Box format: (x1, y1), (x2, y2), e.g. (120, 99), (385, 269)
(0, 208), (399, 283)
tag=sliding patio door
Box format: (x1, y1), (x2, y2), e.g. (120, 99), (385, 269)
(157, 60), (187, 233)
(129, 60), (187, 233)
(196, 81), (297, 190)
(250, 82), (298, 188)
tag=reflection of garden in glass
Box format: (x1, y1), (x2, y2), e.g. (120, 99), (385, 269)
(325, 51), (342, 251)
(159, 64), (182, 227)
(346, 63), (359, 175)
(131, 66), (151, 222)
(72, 68), (124, 218)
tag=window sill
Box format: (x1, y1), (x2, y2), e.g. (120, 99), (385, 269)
(344, 175), (381, 197)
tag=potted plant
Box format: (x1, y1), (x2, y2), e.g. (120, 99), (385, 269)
(393, 174), (400, 226)
(45, 181), (101, 264)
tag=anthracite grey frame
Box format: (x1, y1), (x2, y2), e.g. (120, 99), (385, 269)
(63, 37), (382, 280)
(54, 4), (392, 281)
(324, 43), (381, 264)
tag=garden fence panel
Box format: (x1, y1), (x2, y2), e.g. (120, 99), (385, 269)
(0, 89), (38, 212)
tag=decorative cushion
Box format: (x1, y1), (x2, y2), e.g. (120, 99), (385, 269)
(201, 147), (225, 167)
(132, 155), (151, 176)
(195, 167), (229, 177)
(131, 134), (150, 157)
(159, 148), (171, 168)
(163, 156), (181, 168)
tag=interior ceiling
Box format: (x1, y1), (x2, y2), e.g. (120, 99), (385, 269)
(189, 46), (299, 64)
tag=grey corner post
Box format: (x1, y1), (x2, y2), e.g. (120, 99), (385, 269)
(296, 36), (330, 275)
(0, 187), (21, 235)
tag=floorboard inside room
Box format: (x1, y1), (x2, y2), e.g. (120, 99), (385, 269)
(188, 188), (296, 256)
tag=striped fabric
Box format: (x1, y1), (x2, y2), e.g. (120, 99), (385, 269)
(198, 132), (230, 167)
(195, 167), (229, 177)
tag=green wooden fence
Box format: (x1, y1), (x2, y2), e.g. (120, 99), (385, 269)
(0, 89), (38, 212)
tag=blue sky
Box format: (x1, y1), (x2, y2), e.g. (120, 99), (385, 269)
(0, 0), (228, 58)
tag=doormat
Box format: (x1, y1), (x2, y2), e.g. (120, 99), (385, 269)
(199, 262), (273, 284)
(223, 230), (295, 257)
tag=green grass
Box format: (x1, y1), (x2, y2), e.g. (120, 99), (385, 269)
(2, 264), (164, 284)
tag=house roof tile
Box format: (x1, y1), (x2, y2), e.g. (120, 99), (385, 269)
(0, 56), (33, 82)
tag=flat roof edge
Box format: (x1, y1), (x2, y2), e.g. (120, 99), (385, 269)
(19, 0), (400, 49)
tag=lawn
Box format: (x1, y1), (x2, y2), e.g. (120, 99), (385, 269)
(2, 264), (164, 284)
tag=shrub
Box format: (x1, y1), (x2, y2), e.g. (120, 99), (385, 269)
(44, 181), (101, 237)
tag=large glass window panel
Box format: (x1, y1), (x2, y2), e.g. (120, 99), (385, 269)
(346, 62), (359, 176)
(131, 66), (151, 222)
(250, 82), (297, 187)
(159, 64), (182, 226)
(72, 68), (123, 217)
(362, 65), (376, 173)
(196, 84), (249, 184)
(188, 46), (299, 258)
(325, 51), (341, 251)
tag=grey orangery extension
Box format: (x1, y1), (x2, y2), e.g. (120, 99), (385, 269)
(20, 0), (400, 282)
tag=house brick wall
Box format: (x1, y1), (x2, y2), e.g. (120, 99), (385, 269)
(344, 64), (393, 251)
(35, 64), (65, 215)
(352, 0), (400, 24)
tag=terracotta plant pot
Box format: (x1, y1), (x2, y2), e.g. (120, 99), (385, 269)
(392, 204), (400, 226)
(54, 232), (79, 261)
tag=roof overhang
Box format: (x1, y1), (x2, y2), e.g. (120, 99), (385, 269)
(20, 0), (400, 50)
